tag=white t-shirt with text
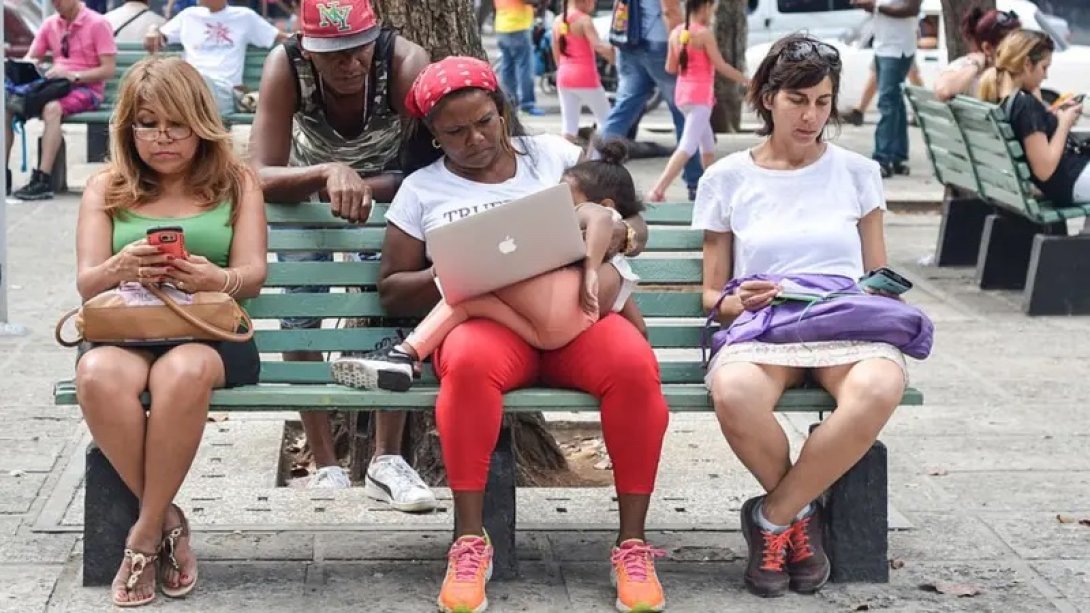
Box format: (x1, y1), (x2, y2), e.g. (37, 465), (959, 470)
(160, 6), (278, 88)
(386, 134), (584, 244)
(691, 144), (886, 281)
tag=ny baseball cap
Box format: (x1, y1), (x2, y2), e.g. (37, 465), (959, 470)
(299, 0), (381, 53)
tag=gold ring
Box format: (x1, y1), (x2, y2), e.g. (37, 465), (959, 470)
(137, 267), (146, 278)
(176, 281), (186, 290)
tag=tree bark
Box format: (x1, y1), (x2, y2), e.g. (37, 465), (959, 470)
(711, 0), (749, 134)
(348, 0), (570, 487)
(941, 0), (996, 61)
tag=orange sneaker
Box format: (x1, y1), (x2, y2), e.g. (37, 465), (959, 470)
(610, 539), (666, 612)
(437, 533), (493, 613)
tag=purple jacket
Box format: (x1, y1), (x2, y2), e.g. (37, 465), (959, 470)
(703, 273), (935, 365)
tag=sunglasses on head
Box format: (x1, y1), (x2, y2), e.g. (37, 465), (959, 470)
(779, 39), (841, 66)
(994, 10), (1019, 27)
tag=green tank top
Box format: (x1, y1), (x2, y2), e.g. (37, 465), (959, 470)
(112, 202), (233, 267)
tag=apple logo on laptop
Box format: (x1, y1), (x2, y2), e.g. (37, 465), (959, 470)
(498, 236), (517, 254)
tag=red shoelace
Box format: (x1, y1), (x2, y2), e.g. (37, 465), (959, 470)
(788, 517), (815, 563)
(759, 530), (792, 572)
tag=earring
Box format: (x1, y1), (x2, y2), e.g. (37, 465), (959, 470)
(432, 138), (441, 149)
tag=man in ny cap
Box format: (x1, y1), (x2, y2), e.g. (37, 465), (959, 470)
(249, 0), (437, 511)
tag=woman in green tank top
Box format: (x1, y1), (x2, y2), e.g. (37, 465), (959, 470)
(73, 57), (267, 607)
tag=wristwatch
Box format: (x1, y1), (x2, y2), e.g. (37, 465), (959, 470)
(621, 221), (637, 256)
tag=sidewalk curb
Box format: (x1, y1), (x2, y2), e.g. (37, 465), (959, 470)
(888, 200), (941, 214)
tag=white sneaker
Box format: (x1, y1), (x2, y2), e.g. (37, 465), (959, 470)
(308, 465), (351, 489)
(364, 455), (438, 512)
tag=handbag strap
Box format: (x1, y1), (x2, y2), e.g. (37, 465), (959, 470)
(146, 285), (255, 343)
(54, 307), (82, 348)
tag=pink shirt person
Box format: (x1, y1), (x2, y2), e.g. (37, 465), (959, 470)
(554, 8), (600, 89)
(29, 3), (118, 98)
(672, 23), (714, 108)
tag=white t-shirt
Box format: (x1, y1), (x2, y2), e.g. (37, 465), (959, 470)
(105, 2), (166, 44)
(872, 0), (918, 58)
(160, 6), (279, 88)
(386, 134), (584, 243)
(691, 144), (886, 280)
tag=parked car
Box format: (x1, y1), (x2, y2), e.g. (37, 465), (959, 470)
(4, 0), (39, 58)
(744, 0), (1090, 109)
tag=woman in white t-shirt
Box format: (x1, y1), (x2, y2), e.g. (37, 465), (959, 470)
(692, 35), (907, 598)
(364, 57), (669, 613)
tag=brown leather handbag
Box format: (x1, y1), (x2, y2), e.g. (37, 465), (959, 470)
(55, 283), (253, 348)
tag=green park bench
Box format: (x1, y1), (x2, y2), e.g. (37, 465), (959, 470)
(53, 202), (924, 587)
(63, 44), (269, 165)
(904, 85), (997, 267)
(947, 95), (1090, 315)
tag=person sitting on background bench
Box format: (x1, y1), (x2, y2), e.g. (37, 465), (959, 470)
(978, 29), (1090, 232)
(144, 0), (287, 116)
(5, 0), (116, 200)
(376, 56), (669, 613)
(248, 0), (439, 504)
(933, 7), (1021, 102)
(73, 56), (267, 607)
(105, 0), (165, 44)
(694, 35), (916, 598)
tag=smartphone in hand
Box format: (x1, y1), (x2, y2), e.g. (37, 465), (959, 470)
(859, 267), (913, 295)
(146, 226), (189, 260)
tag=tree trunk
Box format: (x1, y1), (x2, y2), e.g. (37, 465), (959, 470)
(711, 0), (748, 134)
(941, 0), (995, 61)
(352, 0), (570, 487)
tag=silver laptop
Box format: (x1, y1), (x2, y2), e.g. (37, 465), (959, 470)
(426, 183), (586, 305)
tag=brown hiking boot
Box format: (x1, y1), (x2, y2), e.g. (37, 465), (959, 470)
(740, 496), (791, 598)
(787, 503), (831, 593)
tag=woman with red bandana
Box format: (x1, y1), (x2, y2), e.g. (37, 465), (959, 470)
(366, 56), (669, 613)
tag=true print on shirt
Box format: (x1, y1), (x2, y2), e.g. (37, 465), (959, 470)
(441, 200), (506, 224)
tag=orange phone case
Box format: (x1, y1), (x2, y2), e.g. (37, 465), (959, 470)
(147, 226), (189, 260)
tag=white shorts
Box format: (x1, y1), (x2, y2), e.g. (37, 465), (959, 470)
(557, 87), (612, 137)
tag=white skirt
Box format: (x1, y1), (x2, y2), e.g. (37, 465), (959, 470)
(704, 340), (908, 388)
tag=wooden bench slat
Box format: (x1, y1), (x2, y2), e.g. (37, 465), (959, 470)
(52, 379), (924, 410)
(264, 258), (704, 286)
(243, 290), (703, 318)
(252, 323), (704, 353)
(265, 202), (696, 228)
(267, 227), (704, 252)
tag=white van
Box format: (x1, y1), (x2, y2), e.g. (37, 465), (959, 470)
(591, 0), (869, 48)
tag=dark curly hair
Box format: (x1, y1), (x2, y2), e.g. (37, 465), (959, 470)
(563, 139), (644, 218)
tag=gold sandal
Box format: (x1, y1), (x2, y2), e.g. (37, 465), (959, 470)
(111, 548), (159, 608)
(160, 505), (198, 598)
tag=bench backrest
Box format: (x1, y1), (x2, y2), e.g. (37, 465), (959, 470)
(948, 95), (1046, 219)
(258, 203), (707, 385)
(904, 85), (980, 194)
(103, 45), (269, 105)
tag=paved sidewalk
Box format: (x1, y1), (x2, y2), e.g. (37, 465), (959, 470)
(3, 109), (1090, 612)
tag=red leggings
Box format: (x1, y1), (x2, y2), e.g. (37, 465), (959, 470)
(433, 314), (669, 494)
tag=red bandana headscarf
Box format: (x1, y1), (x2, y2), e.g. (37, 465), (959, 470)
(404, 56), (500, 120)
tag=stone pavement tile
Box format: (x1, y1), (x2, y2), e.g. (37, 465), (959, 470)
(1, 412), (83, 441)
(61, 561), (307, 612)
(547, 530), (744, 563)
(825, 561), (1058, 612)
(891, 435), (1090, 472)
(980, 512), (1090, 561)
(0, 565), (60, 613)
(1, 437), (68, 473)
(193, 531), (315, 561)
(310, 560), (568, 612)
(4, 351), (81, 383)
(889, 513), (1011, 562)
(887, 455), (960, 513)
(0, 532), (78, 564)
(0, 518), (20, 537)
(1032, 560), (1090, 602)
(0, 471), (47, 514)
(882, 404), (1090, 437)
(936, 472), (1090, 511)
(0, 378), (63, 408)
(314, 530), (546, 561)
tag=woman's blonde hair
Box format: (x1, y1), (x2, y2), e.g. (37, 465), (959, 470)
(978, 29), (1054, 103)
(102, 56), (249, 221)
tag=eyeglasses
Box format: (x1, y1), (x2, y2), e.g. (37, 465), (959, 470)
(132, 124), (193, 141)
(995, 10), (1019, 27)
(61, 32), (69, 58)
(779, 39), (841, 67)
